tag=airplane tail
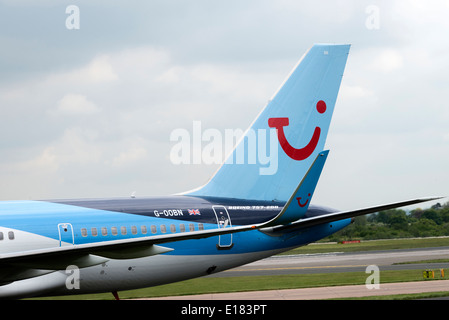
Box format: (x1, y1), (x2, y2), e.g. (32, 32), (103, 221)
(187, 44), (350, 201)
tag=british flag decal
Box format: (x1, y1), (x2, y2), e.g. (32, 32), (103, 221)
(188, 209), (201, 215)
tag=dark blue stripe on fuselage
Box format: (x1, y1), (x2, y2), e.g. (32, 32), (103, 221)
(49, 195), (286, 226)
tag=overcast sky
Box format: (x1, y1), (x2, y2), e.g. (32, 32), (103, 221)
(0, 0), (448, 210)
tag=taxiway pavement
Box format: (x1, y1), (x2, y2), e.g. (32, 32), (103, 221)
(208, 246), (449, 277)
(146, 246), (449, 300)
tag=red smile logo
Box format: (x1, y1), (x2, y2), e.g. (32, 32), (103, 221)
(268, 100), (326, 161)
(296, 193), (311, 208)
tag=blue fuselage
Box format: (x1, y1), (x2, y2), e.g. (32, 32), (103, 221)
(0, 196), (351, 297)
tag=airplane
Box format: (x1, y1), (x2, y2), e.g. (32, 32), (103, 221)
(0, 43), (441, 299)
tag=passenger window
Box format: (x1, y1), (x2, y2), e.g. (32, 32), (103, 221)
(101, 227), (108, 236)
(170, 224), (176, 233)
(189, 224), (195, 232)
(198, 223), (204, 231)
(141, 225), (147, 234)
(111, 227), (118, 236)
(8, 231), (14, 240)
(121, 226), (127, 235)
(131, 226), (137, 235)
(179, 224), (186, 232)
(151, 225), (157, 234)
(160, 225), (167, 233)
(0, 232), (3, 240)
(91, 228), (98, 237)
(81, 228), (88, 237)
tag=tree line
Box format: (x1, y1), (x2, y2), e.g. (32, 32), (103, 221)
(326, 201), (449, 241)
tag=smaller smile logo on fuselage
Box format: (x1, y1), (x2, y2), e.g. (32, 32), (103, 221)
(268, 100), (326, 161)
(296, 193), (311, 208)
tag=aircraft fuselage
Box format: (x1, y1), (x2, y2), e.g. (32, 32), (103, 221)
(0, 196), (349, 298)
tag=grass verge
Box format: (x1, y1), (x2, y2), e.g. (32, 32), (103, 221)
(282, 237), (449, 255)
(33, 269), (447, 300)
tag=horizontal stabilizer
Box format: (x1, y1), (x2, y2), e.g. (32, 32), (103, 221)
(269, 196), (445, 232)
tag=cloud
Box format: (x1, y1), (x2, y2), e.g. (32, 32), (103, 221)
(0, 1), (448, 209)
(110, 144), (148, 168)
(370, 48), (404, 73)
(67, 55), (119, 84)
(54, 94), (100, 115)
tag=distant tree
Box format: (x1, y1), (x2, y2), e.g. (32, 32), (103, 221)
(373, 211), (389, 224)
(353, 215), (367, 227)
(421, 209), (442, 225)
(387, 210), (408, 230)
(441, 208), (449, 223)
(324, 204), (449, 241)
(410, 208), (424, 219)
(409, 219), (438, 237)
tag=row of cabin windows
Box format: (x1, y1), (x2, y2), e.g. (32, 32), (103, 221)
(0, 223), (206, 241)
(0, 231), (15, 240)
(80, 223), (204, 238)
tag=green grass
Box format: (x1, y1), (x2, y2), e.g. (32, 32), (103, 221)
(33, 269), (446, 300)
(342, 291), (449, 300)
(394, 258), (449, 265)
(282, 237), (449, 255)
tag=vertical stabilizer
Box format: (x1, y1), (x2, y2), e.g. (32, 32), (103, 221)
(187, 44), (350, 201)
(263, 150), (329, 226)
